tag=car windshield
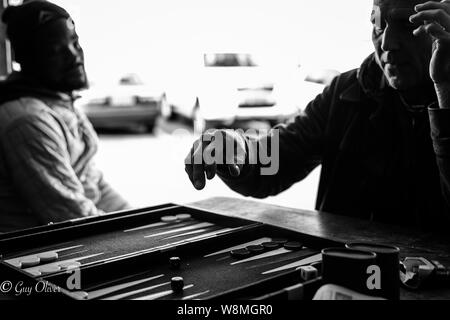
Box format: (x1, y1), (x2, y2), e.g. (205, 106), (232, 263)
(204, 53), (257, 67)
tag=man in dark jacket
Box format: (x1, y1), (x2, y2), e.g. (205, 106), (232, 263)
(185, 0), (450, 229)
(0, 1), (129, 232)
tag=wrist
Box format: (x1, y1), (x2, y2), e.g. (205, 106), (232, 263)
(434, 83), (450, 109)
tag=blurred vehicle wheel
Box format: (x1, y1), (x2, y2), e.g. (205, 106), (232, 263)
(145, 120), (156, 133)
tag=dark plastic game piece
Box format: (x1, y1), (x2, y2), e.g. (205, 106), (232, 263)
(284, 241), (303, 251)
(247, 245), (265, 254)
(261, 242), (281, 250)
(171, 276), (184, 293)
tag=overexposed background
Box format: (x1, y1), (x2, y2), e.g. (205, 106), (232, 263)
(53, 0), (374, 85)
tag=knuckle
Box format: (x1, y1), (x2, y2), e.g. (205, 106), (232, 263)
(417, 10), (426, 17)
(437, 9), (446, 19)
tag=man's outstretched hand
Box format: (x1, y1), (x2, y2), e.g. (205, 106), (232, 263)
(184, 130), (247, 190)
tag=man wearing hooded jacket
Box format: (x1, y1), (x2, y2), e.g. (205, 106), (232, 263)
(0, 1), (129, 232)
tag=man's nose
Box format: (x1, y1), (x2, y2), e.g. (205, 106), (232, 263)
(381, 25), (401, 52)
(68, 44), (80, 56)
(64, 44), (83, 62)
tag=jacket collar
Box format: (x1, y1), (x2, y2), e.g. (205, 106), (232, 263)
(339, 53), (386, 104)
(0, 72), (75, 108)
(339, 53), (437, 110)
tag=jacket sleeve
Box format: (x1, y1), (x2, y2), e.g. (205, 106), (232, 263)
(429, 106), (450, 213)
(0, 114), (99, 224)
(96, 175), (131, 213)
(218, 80), (335, 198)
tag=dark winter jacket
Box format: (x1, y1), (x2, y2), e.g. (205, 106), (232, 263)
(220, 54), (450, 230)
(0, 73), (129, 232)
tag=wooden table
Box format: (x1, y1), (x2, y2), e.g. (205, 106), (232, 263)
(188, 197), (450, 300)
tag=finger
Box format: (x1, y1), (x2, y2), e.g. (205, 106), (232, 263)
(410, 9), (450, 30)
(191, 139), (206, 190)
(221, 130), (246, 177)
(185, 144), (198, 188)
(415, 1), (450, 14)
(202, 130), (220, 180)
(192, 168), (206, 189)
(228, 153), (245, 177)
(191, 131), (219, 189)
(414, 21), (450, 39)
(206, 163), (217, 180)
(185, 165), (195, 186)
(228, 164), (241, 177)
(192, 163), (206, 190)
(228, 145), (244, 177)
(223, 145), (241, 177)
(203, 142), (218, 180)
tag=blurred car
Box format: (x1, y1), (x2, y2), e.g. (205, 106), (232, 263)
(304, 68), (341, 86)
(166, 53), (335, 133)
(77, 74), (167, 132)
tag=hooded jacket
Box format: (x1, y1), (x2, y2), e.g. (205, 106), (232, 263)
(0, 73), (129, 232)
(220, 54), (450, 230)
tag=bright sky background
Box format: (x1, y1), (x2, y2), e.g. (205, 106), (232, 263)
(51, 0), (375, 85)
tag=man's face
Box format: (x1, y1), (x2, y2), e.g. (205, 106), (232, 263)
(372, 0), (433, 90)
(32, 18), (88, 92)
